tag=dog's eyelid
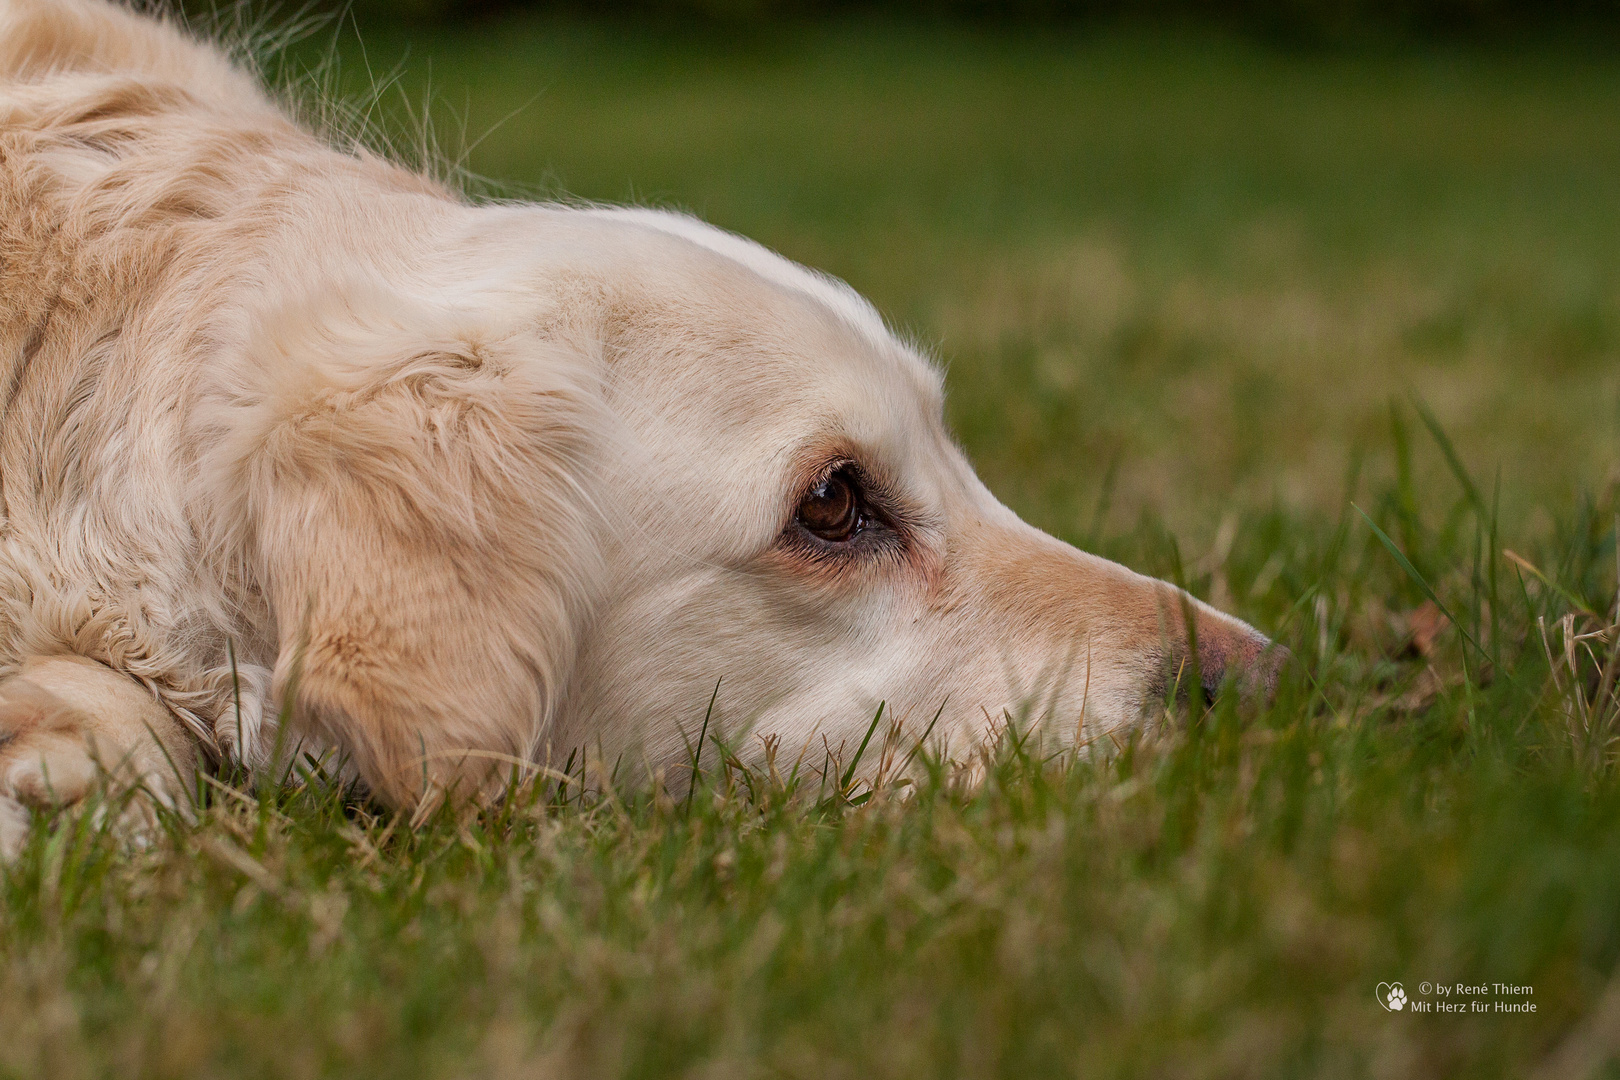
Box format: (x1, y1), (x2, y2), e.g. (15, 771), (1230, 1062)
(804, 455), (861, 486)
(803, 453), (897, 500)
(798, 459), (889, 519)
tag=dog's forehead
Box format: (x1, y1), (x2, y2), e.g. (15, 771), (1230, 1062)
(582, 208), (940, 383)
(582, 207), (891, 344)
(569, 207), (947, 447)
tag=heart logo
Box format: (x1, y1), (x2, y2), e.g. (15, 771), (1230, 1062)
(1376, 982), (1407, 1011)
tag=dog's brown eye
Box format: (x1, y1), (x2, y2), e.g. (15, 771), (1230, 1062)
(797, 470), (861, 542)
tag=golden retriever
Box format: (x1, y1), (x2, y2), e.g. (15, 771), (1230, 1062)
(0, 0), (1281, 854)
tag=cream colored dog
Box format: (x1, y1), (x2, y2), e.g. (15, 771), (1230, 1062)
(0, 0), (1280, 854)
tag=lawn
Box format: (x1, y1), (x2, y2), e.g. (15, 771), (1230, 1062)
(6, 15), (1620, 1079)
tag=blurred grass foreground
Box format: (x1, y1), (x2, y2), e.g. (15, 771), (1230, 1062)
(8, 7), (1620, 1079)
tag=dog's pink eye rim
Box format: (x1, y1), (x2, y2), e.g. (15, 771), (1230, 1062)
(796, 469), (862, 542)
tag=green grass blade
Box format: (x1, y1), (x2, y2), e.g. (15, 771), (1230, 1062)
(1355, 503), (1488, 662)
(1410, 394), (1486, 518)
(685, 676), (722, 814)
(840, 702), (885, 791)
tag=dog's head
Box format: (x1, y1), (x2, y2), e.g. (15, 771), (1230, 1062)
(212, 202), (1281, 802)
(547, 208), (1283, 767)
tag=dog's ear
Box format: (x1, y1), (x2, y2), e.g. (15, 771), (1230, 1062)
(200, 286), (603, 807)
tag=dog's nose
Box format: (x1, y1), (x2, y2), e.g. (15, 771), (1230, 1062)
(1190, 606), (1289, 703)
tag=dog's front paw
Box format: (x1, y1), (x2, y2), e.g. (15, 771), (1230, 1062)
(0, 656), (198, 859)
(0, 794), (30, 861)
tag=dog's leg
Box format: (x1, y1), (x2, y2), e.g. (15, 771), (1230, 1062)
(0, 655), (198, 859)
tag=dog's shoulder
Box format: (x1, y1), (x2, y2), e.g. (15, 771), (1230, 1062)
(0, 0), (263, 110)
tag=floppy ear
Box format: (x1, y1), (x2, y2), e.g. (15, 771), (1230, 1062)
(202, 286), (603, 807)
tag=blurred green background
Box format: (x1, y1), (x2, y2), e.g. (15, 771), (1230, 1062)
(225, 7), (1620, 552)
(211, 0), (1620, 40)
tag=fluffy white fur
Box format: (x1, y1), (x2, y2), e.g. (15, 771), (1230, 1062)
(0, 0), (1278, 852)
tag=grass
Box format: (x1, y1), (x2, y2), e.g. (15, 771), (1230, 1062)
(7, 16), (1620, 1079)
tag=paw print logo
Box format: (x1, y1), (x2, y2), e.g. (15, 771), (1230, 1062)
(1377, 982), (1407, 1011)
